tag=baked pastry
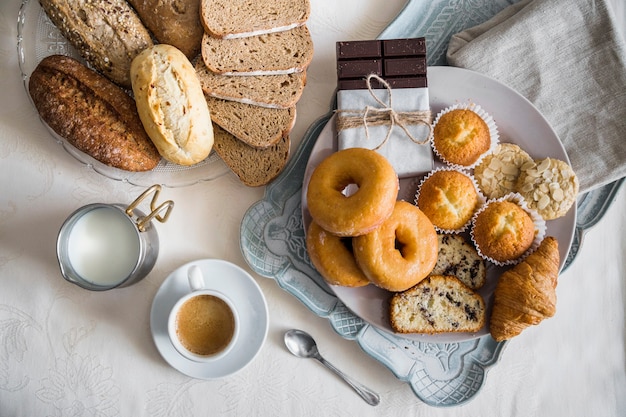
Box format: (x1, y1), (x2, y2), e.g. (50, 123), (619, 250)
(195, 62), (307, 109)
(204, 96), (296, 148)
(40, 0), (153, 88)
(490, 236), (559, 341)
(390, 275), (486, 334)
(432, 108), (491, 167)
(515, 157), (579, 220)
(431, 234), (486, 290)
(127, 0), (204, 59)
(29, 55), (160, 172)
(354, 201), (438, 292)
(131, 45), (214, 166)
(306, 148), (399, 237)
(200, 0), (311, 39)
(416, 169), (481, 231)
(306, 221), (369, 287)
(474, 143), (533, 199)
(201, 25), (314, 75)
(212, 124), (290, 187)
(471, 199), (536, 263)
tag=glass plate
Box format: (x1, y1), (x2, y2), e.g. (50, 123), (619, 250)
(17, 0), (229, 187)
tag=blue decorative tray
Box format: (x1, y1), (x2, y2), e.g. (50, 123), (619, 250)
(240, 0), (624, 406)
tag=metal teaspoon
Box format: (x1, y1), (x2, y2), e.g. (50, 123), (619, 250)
(284, 329), (381, 406)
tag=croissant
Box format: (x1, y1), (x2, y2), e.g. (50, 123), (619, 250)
(489, 236), (560, 342)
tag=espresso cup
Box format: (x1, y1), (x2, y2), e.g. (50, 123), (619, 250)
(168, 266), (239, 362)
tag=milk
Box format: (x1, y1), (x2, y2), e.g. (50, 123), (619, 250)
(66, 207), (140, 286)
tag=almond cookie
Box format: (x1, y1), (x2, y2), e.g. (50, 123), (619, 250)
(430, 234), (486, 290)
(515, 157), (579, 220)
(474, 143), (533, 199)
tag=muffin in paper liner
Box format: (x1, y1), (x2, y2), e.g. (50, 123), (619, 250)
(430, 102), (500, 170)
(469, 192), (546, 266)
(414, 167), (486, 234)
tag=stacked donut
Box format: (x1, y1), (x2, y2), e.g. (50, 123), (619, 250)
(305, 148), (439, 292)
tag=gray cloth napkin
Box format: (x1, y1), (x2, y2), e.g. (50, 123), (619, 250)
(447, 0), (626, 193)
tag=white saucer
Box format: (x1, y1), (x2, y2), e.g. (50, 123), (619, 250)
(150, 259), (269, 379)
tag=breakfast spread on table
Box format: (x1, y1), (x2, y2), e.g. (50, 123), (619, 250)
(27, 0), (578, 343)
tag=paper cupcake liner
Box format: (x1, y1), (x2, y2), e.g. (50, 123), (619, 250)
(414, 167), (487, 234)
(469, 192), (546, 266)
(430, 102), (500, 170)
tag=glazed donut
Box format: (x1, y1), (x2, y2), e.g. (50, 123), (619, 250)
(353, 201), (438, 292)
(306, 148), (399, 237)
(306, 221), (370, 287)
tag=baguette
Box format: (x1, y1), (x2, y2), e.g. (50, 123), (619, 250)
(212, 124), (290, 187)
(205, 96), (296, 148)
(126, 0), (204, 59)
(131, 45), (214, 166)
(39, 0), (153, 88)
(200, 0), (311, 39)
(28, 55), (160, 172)
(201, 25), (314, 75)
(195, 61), (306, 108)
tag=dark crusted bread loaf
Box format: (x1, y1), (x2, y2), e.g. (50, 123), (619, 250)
(201, 25), (314, 75)
(205, 95), (296, 148)
(195, 60), (307, 109)
(212, 124), (290, 187)
(390, 275), (486, 334)
(39, 0), (153, 88)
(430, 234), (486, 290)
(29, 55), (160, 172)
(200, 0), (311, 39)
(127, 0), (204, 59)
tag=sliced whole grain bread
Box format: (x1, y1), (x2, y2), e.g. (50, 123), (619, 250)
(200, 0), (311, 39)
(212, 123), (290, 186)
(205, 95), (296, 148)
(195, 60), (306, 108)
(201, 25), (314, 75)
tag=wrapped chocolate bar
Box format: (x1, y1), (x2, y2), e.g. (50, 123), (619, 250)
(335, 38), (433, 178)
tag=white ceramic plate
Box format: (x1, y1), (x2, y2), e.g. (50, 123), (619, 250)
(301, 66), (576, 343)
(150, 259), (269, 379)
(17, 0), (230, 187)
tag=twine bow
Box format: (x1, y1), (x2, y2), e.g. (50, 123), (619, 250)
(335, 74), (432, 150)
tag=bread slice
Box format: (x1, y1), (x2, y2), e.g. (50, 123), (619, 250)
(200, 0), (310, 39)
(430, 234), (486, 290)
(212, 124), (290, 186)
(205, 95), (296, 148)
(195, 60), (306, 108)
(390, 275), (486, 334)
(201, 25), (314, 75)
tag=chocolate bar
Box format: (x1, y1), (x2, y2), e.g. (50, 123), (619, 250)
(336, 38), (427, 89)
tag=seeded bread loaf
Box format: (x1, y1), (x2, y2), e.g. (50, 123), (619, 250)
(205, 96), (296, 148)
(39, 0), (153, 88)
(201, 25), (314, 75)
(131, 45), (214, 166)
(390, 275), (486, 334)
(212, 124), (290, 186)
(29, 55), (160, 172)
(195, 60), (306, 108)
(127, 0), (204, 59)
(200, 0), (311, 39)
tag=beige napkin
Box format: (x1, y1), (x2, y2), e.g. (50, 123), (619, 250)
(447, 0), (626, 193)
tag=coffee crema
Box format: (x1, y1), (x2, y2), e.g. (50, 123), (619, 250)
(175, 294), (236, 356)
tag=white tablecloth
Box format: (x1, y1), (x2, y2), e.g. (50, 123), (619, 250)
(0, 1), (624, 416)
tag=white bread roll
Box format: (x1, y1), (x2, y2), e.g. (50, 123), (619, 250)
(131, 44), (214, 166)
